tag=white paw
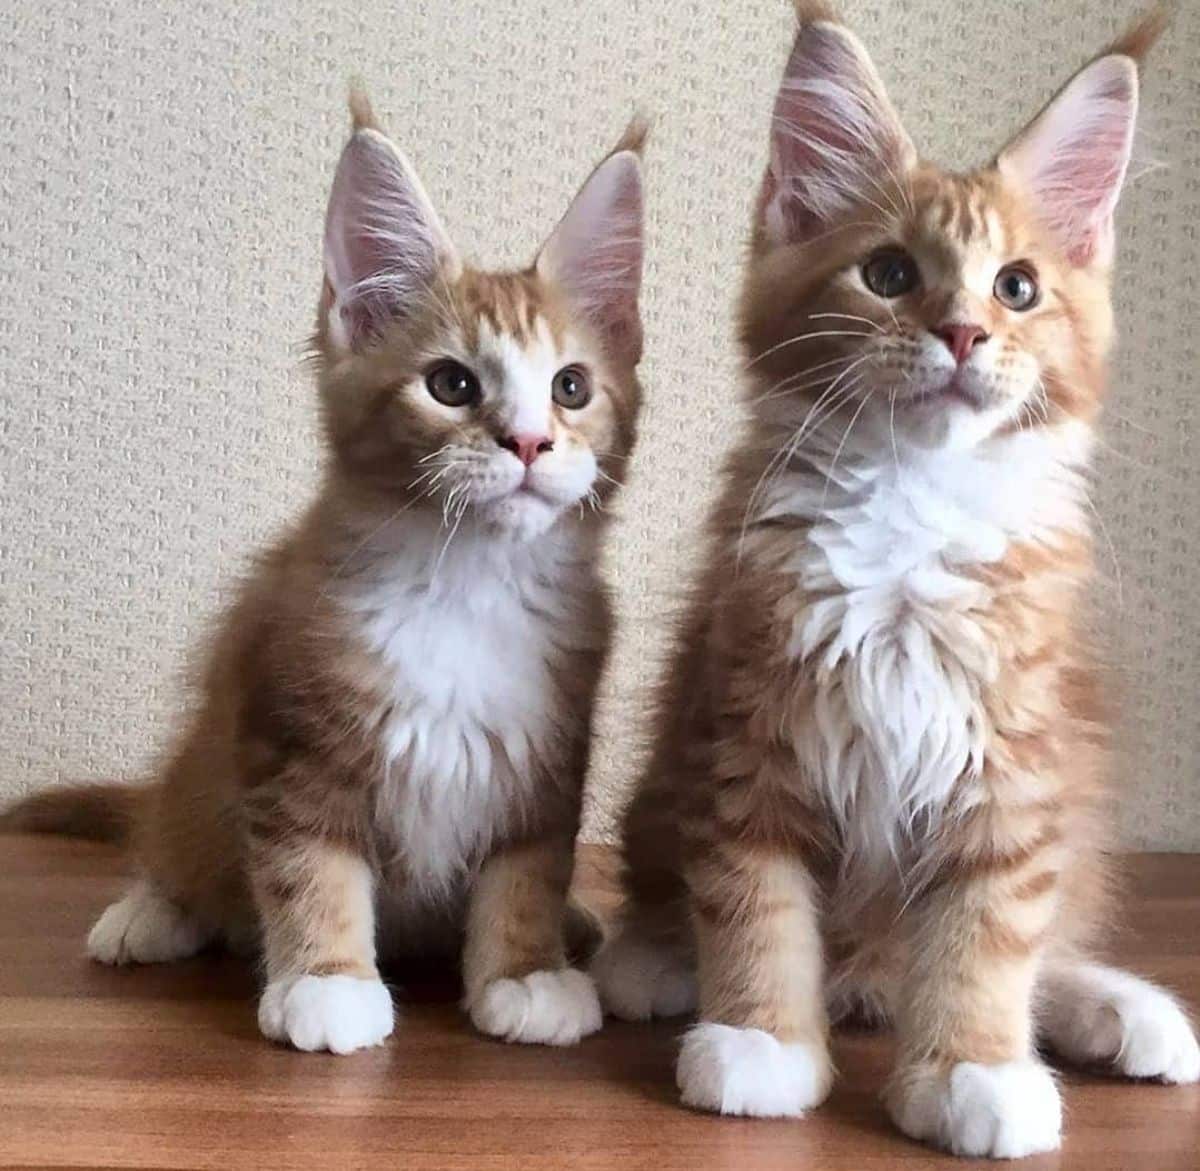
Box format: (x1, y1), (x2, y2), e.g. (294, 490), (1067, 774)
(469, 968), (602, 1046)
(888, 1059), (1061, 1159)
(87, 880), (211, 965)
(676, 1022), (833, 1118)
(257, 974), (394, 1055)
(592, 928), (697, 1021)
(1042, 963), (1200, 1084)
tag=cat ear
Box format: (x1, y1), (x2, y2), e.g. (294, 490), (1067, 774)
(536, 121), (646, 365)
(997, 55), (1139, 268)
(323, 93), (460, 351)
(758, 10), (916, 247)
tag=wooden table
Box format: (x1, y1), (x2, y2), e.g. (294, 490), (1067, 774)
(2, 834), (1198, 1169)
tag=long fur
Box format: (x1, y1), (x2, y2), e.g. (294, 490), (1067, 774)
(0, 782), (143, 843)
(5, 102), (646, 1055)
(600, 5), (1196, 1157)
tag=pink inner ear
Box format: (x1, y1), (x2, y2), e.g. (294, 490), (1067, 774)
(763, 22), (914, 245)
(537, 150), (644, 363)
(999, 55), (1138, 267)
(323, 131), (452, 349)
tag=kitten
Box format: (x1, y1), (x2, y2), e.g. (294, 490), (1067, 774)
(594, 2), (1198, 1158)
(6, 94), (646, 1054)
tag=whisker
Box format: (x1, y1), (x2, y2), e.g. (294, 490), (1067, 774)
(744, 330), (872, 370)
(888, 387), (900, 474)
(807, 311), (884, 333)
(820, 389), (875, 511)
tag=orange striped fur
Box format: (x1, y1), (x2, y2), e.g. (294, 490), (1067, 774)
(596, 3), (1196, 1158)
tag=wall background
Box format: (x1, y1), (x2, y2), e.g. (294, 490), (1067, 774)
(2, 1), (1197, 848)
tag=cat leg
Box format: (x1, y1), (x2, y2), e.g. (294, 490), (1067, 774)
(1039, 959), (1200, 1083)
(885, 836), (1064, 1159)
(463, 837), (602, 1046)
(676, 846), (832, 1118)
(248, 827), (393, 1055)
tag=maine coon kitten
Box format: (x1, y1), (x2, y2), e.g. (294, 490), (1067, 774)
(6, 95), (646, 1054)
(593, 3), (1198, 1158)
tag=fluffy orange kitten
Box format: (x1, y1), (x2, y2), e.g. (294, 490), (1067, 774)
(594, 3), (1197, 1158)
(7, 96), (646, 1054)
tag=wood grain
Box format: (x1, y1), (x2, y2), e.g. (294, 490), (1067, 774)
(1, 834), (1198, 1170)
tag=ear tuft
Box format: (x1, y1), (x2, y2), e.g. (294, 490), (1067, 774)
(758, 17), (915, 247)
(536, 129), (646, 365)
(998, 53), (1139, 268)
(1106, 3), (1169, 62)
(611, 112), (651, 158)
(347, 80), (380, 133)
(792, 0), (840, 23)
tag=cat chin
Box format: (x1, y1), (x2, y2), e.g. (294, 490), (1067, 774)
(477, 491), (567, 541)
(885, 398), (1018, 453)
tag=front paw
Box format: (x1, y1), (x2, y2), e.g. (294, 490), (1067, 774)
(887, 1059), (1061, 1159)
(258, 974), (395, 1055)
(469, 968), (602, 1046)
(676, 1022), (833, 1118)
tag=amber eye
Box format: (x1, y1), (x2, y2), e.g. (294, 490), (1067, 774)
(862, 249), (920, 298)
(425, 362), (480, 407)
(552, 366), (591, 410)
(994, 265), (1039, 311)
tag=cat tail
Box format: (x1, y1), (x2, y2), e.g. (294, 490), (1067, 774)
(0, 782), (145, 844)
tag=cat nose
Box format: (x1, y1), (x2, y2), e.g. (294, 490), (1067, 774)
(933, 322), (989, 365)
(499, 432), (554, 467)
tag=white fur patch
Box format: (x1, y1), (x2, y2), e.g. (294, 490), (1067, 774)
(759, 424), (1090, 869)
(1041, 963), (1200, 1084)
(469, 967), (602, 1046)
(676, 1023), (833, 1118)
(337, 512), (596, 905)
(591, 928), (697, 1021)
(257, 974), (395, 1055)
(888, 1059), (1062, 1159)
(87, 880), (211, 965)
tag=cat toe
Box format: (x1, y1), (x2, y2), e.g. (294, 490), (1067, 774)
(1115, 992), (1200, 1083)
(87, 880), (210, 965)
(469, 968), (602, 1046)
(676, 1022), (833, 1118)
(887, 1059), (1062, 1159)
(1041, 962), (1200, 1084)
(592, 929), (697, 1021)
(257, 974), (394, 1054)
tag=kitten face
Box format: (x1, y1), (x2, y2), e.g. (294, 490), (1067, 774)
(315, 106), (644, 540)
(743, 14), (1137, 456)
(324, 270), (633, 540)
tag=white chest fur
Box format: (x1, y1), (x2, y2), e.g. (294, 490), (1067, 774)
(760, 426), (1090, 864)
(336, 515), (589, 898)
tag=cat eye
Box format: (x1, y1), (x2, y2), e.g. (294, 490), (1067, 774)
(552, 366), (591, 410)
(862, 249), (920, 298)
(425, 362), (480, 407)
(993, 265), (1039, 311)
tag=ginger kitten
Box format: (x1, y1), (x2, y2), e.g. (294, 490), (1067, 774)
(594, 3), (1198, 1158)
(7, 95), (646, 1053)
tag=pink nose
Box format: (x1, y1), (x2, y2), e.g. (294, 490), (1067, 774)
(934, 323), (989, 365)
(500, 432), (553, 467)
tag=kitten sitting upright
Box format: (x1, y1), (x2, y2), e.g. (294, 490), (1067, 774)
(7, 94), (646, 1053)
(594, 2), (1198, 1159)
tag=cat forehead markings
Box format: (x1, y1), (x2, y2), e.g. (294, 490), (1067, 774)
(908, 176), (1015, 295)
(456, 269), (569, 351)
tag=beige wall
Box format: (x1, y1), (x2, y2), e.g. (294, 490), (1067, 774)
(2, 1), (1198, 849)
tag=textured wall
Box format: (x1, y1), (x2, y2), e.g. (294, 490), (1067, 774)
(2, 1), (1197, 848)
